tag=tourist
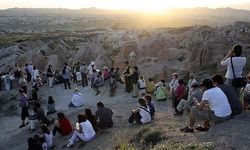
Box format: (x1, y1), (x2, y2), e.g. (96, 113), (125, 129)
(4, 72), (11, 90)
(174, 79), (186, 115)
(146, 78), (155, 94)
(243, 73), (250, 110)
(80, 62), (89, 87)
(169, 73), (179, 106)
(144, 95), (156, 119)
(85, 108), (97, 132)
(53, 112), (72, 136)
(28, 88), (38, 102)
(19, 89), (29, 128)
(212, 74), (242, 116)
(132, 66), (139, 98)
(93, 71), (104, 96)
(91, 69), (97, 88)
(67, 114), (96, 147)
(123, 61), (133, 93)
(68, 88), (84, 108)
(95, 102), (113, 129)
(176, 81), (203, 113)
(88, 61), (96, 80)
(155, 82), (167, 101)
(110, 75), (117, 97)
(187, 73), (197, 95)
(25, 64), (32, 82)
(40, 124), (53, 150)
(76, 70), (82, 86)
(13, 64), (22, 87)
(62, 63), (71, 89)
(46, 96), (56, 116)
(19, 74), (28, 94)
(180, 79), (231, 132)
(102, 66), (110, 81)
(138, 75), (146, 96)
(29, 103), (51, 131)
(32, 66), (39, 81)
(27, 137), (43, 150)
(128, 98), (151, 125)
(220, 44), (246, 96)
(114, 67), (123, 84)
(46, 64), (54, 88)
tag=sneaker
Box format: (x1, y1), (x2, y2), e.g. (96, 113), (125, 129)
(180, 127), (194, 132)
(19, 124), (25, 128)
(195, 125), (209, 132)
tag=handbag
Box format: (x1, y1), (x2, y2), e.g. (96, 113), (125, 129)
(230, 57), (247, 88)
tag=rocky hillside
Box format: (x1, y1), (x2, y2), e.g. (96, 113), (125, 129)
(0, 21), (249, 79)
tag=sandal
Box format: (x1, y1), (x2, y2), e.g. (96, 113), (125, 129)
(195, 125), (209, 132)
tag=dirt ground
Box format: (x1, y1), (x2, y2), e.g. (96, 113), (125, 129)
(0, 83), (250, 150)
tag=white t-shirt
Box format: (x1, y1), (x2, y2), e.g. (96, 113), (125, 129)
(220, 57), (246, 79)
(169, 79), (178, 91)
(202, 87), (232, 117)
(139, 106), (151, 124)
(138, 79), (146, 89)
(71, 93), (84, 107)
(80, 120), (96, 139)
(45, 132), (53, 149)
(76, 72), (82, 81)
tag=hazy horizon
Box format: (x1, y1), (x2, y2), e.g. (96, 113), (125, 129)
(1, 0), (250, 13)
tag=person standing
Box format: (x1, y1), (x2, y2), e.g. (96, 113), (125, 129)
(19, 74), (28, 94)
(62, 63), (71, 89)
(19, 89), (29, 128)
(220, 44), (246, 97)
(123, 61), (133, 93)
(13, 64), (22, 88)
(25, 64), (31, 82)
(80, 62), (89, 87)
(132, 66), (139, 98)
(4, 72), (11, 90)
(47, 64), (55, 88)
(169, 73), (179, 106)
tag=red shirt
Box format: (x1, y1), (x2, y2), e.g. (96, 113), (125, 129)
(59, 118), (72, 136)
(175, 84), (185, 101)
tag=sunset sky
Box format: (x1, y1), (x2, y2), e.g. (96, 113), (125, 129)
(0, 0), (249, 12)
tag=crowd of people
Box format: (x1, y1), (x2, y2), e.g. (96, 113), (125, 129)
(0, 44), (249, 149)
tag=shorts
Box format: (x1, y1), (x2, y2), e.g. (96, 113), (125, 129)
(191, 106), (230, 123)
(21, 107), (29, 120)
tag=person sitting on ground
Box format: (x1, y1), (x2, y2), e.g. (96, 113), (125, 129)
(243, 73), (250, 110)
(28, 88), (38, 103)
(110, 75), (117, 97)
(155, 82), (167, 101)
(95, 102), (113, 129)
(53, 112), (72, 136)
(146, 78), (155, 94)
(138, 75), (146, 96)
(144, 94), (156, 119)
(19, 89), (29, 128)
(93, 71), (104, 96)
(68, 88), (84, 108)
(85, 108), (97, 132)
(28, 137), (43, 150)
(40, 124), (53, 150)
(212, 74), (243, 116)
(128, 98), (151, 125)
(176, 81), (203, 113)
(46, 96), (56, 116)
(187, 73), (197, 95)
(174, 79), (186, 115)
(29, 103), (51, 131)
(67, 114), (96, 147)
(180, 79), (232, 132)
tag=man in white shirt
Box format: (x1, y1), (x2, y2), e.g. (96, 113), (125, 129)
(220, 44), (246, 96)
(169, 73), (178, 107)
(180, 79), (231, 132)
(68, 88), (84, 108)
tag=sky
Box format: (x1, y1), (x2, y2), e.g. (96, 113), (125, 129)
(0, 0), (250, 12)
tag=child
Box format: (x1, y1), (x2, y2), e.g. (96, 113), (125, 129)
(138, 75), (146, 96)
(144, 94), (156, 119)
(47, 96), (56, 116)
